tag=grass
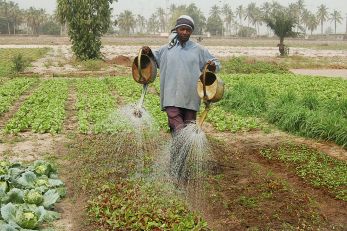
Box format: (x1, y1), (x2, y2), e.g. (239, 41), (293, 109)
(220, 74), (347, 147)
(260, 144), (347, 201)
(255, 55), (347, 69)
(74, 59), (107, 71)
(0, 48), (50, 76)
(221, 56), (289, 74)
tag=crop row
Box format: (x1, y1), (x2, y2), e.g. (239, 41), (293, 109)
(0, 78), (37, 116)
(219, 73), (347, 147)
(75, 78), (117, 134)
(106, 77), (168, 130)
(5, 79), (68, 134)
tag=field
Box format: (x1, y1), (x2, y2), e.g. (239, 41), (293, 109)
(0, 36), (346, 231)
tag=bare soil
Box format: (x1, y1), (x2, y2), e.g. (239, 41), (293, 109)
(200, 128), (347, 230)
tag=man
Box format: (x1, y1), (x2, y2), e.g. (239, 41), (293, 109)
(142, 15), (221, 135)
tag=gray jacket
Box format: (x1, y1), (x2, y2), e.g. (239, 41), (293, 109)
(153, 40), (221, 111)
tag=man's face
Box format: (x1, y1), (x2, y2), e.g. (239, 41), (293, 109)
(177, 26), (192, 43)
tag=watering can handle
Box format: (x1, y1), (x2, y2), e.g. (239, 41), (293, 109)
(202, 63), (209, 101)
(137, 48), (144, 82)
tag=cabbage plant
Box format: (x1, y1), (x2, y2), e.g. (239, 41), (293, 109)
(0, 160), (65, 230)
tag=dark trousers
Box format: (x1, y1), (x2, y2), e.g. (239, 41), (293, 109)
(165, 106), (197, 134)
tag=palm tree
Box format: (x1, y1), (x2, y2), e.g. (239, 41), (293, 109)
(222, 3), (233, 36)
(235, 5), (244, 28)
(0, 0), (11, 34)
(296, 0), (305, 29)
(8, 2), (22, 34)
(147, 13), (159, 35)
(156, 7), (166, 32)
(301, 8), (311, 34)
(206, 4), (222, 36)
(306, 13), (318, 35)
(135, 14), (146, 34)
(244, 2), (261, 35)
(26, 7), (47, 35)
(329, 10), (343, 34)
(117, 10), (135, 35)
(316, 4), (328, 34)
(264, 8), (297, 56)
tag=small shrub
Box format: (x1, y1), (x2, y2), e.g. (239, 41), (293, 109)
(11, 54), (29, 73)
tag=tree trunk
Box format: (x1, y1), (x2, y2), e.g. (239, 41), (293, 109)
(335, 21), (337, 34)
(278, 37), (285, 56)
(7, 22), (10, 35)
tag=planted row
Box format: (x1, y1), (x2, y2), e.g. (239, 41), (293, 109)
(76, 78), (116, 134)
(0, 78), (37, 116)
(260, 145), (347, 201)
(5, 80), (68, 134)
(106, 77), (167, 129)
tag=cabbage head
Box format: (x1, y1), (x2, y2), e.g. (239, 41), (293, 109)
(34, 161), (53, 176)
(24, 190), (44, 205)
(35, 177), (49, 187)
(15, 208), (39, 229)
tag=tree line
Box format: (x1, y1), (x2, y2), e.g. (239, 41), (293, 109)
(116, 0), (345, 36)
(0, 0), (345, 37)
(0, 0), (62, 35)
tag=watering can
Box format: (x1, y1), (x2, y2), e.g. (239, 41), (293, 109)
(132, 48), (157, 84)
(131, 48), (157, 117)
(197, 63), (224, 127)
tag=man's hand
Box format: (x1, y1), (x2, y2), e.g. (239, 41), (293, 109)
(141, 46), (154, 58)
(207, 60), (216, 72)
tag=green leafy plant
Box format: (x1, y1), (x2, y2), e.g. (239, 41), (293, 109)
(0, 160), (65, 230)
(57, 0), (114, 60)
(11, 54), (29, 73)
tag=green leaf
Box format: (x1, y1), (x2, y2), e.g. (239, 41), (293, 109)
(16, 172), (37, 189)
(42, 190), (60, 209)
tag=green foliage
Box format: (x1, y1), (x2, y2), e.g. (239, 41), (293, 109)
(220, 81), (267, 115)
(78, 59), (106, 71)
(57, 0), (115, 60)
(5, 80), (68, 134)
(0, 48), (49, 76)
(260, 145), (347, 201)
(220, 74), (347, 147)
(237, 26), (257, 37)
(88, 179), (209, 230)
(263, 7), (298, 55)
(11, 54), (28, 73)
(0, 160), (65, 229)
(75, 78), (117, 133)
(222, 57), (289, 74)
(106, 76), (167, 130)
(0, 78), (37, 116)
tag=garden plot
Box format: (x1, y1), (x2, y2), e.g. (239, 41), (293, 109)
(0, 44), (346, 229)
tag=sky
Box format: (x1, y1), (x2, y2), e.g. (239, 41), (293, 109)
(9, 0), (347, 33)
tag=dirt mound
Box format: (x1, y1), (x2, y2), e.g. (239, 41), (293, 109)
(108, 55), (132, 67)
